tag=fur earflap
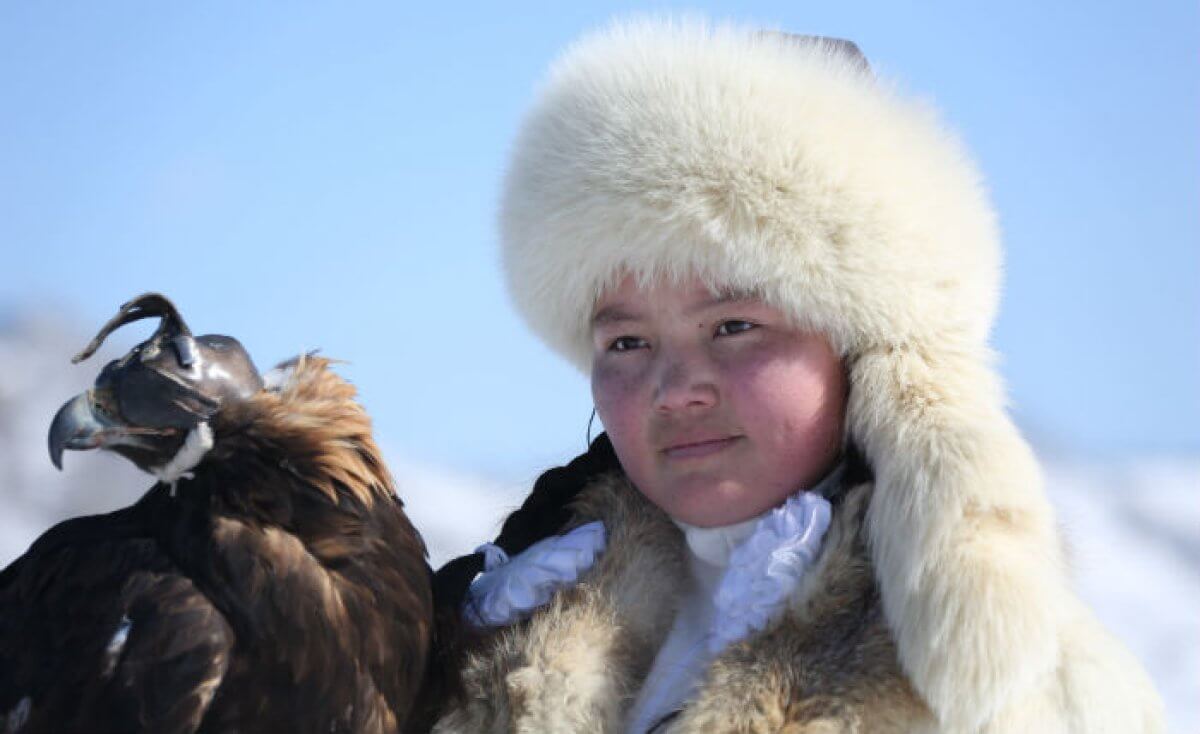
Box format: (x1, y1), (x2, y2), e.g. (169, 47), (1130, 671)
(500, 19), (1072, 728)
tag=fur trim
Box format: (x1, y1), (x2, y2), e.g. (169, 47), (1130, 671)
(501, 20), (1000, 368)
(671, 481), (932, 733)
(434, 474), (1165, 732)
(849, 345), (1068, 728)
(497, 19), (1167, 729)
(436, 475), (935, 732)
(433, 474), (686, 733)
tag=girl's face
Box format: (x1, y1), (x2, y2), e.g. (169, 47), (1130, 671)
(590, 274), (846, 527)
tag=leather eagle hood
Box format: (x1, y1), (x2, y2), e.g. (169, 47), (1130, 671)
(498, 19), (1090, 730)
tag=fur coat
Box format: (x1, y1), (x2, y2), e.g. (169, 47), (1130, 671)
(432, 467), (1163, 733)
(477, 20), (1166, 733)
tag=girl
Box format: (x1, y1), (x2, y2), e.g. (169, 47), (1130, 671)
(429, 21), (1163, 733)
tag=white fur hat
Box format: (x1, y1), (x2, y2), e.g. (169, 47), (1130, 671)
(501, 20), (1076, 729)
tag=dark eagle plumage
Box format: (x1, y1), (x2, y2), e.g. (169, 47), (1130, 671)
(0, 295), (433, 734)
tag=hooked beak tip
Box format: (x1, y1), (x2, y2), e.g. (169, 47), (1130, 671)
(48, 392), (105, 470)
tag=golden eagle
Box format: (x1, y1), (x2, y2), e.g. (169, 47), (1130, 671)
(0, 294), (433, 734)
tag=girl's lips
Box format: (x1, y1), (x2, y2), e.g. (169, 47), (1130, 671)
(662, 436), (740, 460)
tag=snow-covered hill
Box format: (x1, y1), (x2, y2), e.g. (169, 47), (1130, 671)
(1, 312), (1195, 731)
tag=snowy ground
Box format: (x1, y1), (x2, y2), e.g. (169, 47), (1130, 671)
(1044, 459), (1199, 733)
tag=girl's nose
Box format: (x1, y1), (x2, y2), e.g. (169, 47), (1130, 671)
(651, 351), (718, 414)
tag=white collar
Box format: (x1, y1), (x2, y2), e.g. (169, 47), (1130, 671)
(673, 460), (846, 569)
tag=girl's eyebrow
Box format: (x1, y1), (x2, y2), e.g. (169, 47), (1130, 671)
(690, 290), (760, 314)
(592, 290), (762, 327)
(591, 305), (639, 328)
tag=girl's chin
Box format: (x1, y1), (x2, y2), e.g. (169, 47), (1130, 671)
(659, 483), (774, 528)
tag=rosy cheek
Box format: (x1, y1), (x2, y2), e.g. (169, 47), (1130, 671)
(721, 343), (833, 423)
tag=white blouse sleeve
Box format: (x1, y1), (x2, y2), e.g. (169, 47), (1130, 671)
(464, 520), (607, 627)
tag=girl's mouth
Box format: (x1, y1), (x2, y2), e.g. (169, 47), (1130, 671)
(662, 436), (740, 460)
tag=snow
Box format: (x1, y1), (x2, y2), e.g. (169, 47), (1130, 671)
(389, 457), (529, 569)
(1045, 460), (1199, 732)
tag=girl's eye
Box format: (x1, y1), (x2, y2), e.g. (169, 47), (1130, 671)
(608, 336), (648, 352)
(715, 319), (756, 337)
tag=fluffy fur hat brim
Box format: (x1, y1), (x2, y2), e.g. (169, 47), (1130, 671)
(502, 20), (1001, 367)
(501, 19), (1070, 729)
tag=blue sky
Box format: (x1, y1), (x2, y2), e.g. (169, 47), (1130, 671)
(2, 2), (1196, 479)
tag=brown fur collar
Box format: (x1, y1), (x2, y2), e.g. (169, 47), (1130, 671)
(434, 474), (930, 733)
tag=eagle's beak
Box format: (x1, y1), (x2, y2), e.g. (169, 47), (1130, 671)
(48, 392), (117, 470)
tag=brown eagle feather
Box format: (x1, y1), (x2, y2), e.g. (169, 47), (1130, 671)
(0, 355), (433, 734)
